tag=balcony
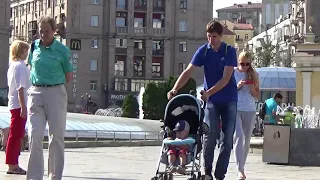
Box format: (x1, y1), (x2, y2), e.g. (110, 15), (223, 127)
(152, 49), (164, 56)
(236, 38), (244, 42)
(290, 19), (299, 25)
(134, 27), (147, 34)
(115, 70), (125, 77)
(115, 48), (127, 55)
(153, 28), (165, 35)
(134, 49), (146, 56)
(116, 0), (127, 10)
(116, 26), (128, 34)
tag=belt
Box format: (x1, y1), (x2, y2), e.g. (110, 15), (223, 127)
(32, 84), (62, 87)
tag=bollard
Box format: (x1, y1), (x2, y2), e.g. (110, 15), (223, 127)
(129, 132), (132, 142)
(76, 131), (78, 142)
(144, 132), (147, 141)
(113, 131), (116, 141)
(95, 131), (98, 142)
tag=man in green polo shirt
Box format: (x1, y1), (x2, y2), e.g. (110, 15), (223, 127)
(26, 15), (72, 180)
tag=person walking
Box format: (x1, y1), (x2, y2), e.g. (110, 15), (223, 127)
(26, 15), (72, 180)
(0, 127), (10, 151)
(6, 40), (31, 175)
(167, 20), (238, 180)
(233, 51), (260, 180)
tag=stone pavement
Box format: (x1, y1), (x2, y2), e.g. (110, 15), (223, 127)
(1, 147), (319, 180)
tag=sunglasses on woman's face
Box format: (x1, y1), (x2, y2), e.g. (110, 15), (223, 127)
(239, 62), (251, 66)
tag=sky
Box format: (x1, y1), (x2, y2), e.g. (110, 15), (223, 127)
(213, 0), (262, 17)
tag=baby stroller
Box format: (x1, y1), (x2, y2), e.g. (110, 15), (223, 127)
(151, 93), (209, 180)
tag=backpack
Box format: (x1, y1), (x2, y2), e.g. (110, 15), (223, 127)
(259, 102), (267, 120)
(204, 43), (229, 57)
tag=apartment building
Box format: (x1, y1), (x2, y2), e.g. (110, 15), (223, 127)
(216, 1), (262, 35)
(0, 0), (10, 91)
(262, 0), (290, 30)
(9, 0), (213, 110)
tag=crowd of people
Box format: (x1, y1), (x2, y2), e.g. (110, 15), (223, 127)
(4, 14), (288, 180)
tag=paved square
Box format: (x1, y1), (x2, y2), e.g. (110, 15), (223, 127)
(0, 146), (319, 180)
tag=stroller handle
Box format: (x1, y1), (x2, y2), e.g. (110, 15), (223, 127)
(200, 90), (207, 109)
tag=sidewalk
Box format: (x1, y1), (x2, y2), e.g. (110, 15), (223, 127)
(1, 146), (319, 180)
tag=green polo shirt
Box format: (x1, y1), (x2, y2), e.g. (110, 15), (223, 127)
(28, 39), (72, 85)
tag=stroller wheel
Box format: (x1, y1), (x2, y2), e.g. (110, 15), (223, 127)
(197, 172), (202, 179)
(162, 174), (173, 180)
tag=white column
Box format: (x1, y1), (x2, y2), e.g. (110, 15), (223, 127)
(302, 72), (312, 107)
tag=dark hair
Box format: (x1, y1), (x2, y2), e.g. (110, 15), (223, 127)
(273, 92), (283, 99)
(206, 20), (223, 35)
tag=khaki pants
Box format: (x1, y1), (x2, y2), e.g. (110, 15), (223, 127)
(26, 85), (67, 180)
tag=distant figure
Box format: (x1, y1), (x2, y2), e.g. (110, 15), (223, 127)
(0, 127), (9, 151)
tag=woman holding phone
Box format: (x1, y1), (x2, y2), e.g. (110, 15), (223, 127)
(233, 51), (260, 180)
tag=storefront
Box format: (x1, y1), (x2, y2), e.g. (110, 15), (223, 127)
(107, 91), (139, 108)
(196, 67), (296, 111)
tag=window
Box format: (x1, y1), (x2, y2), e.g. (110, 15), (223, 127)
(283, 3), (289, 16)
(275, 4), (280, 20)
(133, 56), (145, 77)
(153, 0), (164, 8)
(134, 13), (145, 27)
(115, 55), (126, 76)
(91, 15), (99, 27)
(178, 63), (186, 74)
(92, 0), (100, 4)
(114, 78), (128, 91)
(245, 34), (249, 40)
(152, 57), (162, 77)
(180, 0), (187, 9)
(47, 0), (51, 7)
(90, 80), (98, 91)
(265, 4), (271, 24)
(116, 12), (127, 27)
(116, 38), (127, 48)
(179, 41), (187, 52)
(91, 39), (98, 48)
(152, 40), (163, 50)
(135, 0), (147, 7)
(90, 60), (98, 71)
(117, 0), (126, 9)
(287, 91), (296, 103)
(153, 14), (165, 28)
(134, 40), (145, 49)
(131, 79), (146, 92)
(179, 20), (187, 31)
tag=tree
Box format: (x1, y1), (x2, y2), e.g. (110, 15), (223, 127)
(253, 36), (278, 67)
(142, 76), (197, 120)
(122, 94), (139, 118)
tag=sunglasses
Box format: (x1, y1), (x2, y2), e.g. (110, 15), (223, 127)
(239, 62), (251, 66)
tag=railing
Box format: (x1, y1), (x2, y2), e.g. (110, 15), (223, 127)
(64, 130), (162, 142)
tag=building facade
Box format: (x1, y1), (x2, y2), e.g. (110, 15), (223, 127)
(216, 2), (262, 35)
(0, 0), (10, 90)
(9, 0), (213, 110)
(262, 0), (290, 30)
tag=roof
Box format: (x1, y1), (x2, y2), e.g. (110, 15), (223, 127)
(233, 23), (254, 30)
(223, 25), (236, 35)
(216, 3), (262, 12)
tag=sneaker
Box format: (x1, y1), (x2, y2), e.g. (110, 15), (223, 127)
(167, 165), (177, 173)
(176, 165), (186, 175)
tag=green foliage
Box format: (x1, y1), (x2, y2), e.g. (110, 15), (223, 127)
(142, 76), (197, 120)
(122, 94), (139, 118)
(253, 37), (277, 67)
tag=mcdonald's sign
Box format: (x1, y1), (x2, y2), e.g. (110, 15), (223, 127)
(70, 39), (81, 50)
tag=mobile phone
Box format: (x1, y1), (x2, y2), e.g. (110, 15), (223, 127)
(245, 80), (254, 84)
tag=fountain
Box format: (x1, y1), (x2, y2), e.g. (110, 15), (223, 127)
(94, 108), (123, 117)
(138, 87), (145, 119)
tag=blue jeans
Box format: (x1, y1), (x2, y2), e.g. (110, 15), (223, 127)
(203, 101), (237, 179)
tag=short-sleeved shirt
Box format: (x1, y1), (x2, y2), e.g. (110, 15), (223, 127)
(7, 60), (31, 110)
(190, 42), (238, 103)
(234, 68), (257, 112)
(28, 39), (72, 85)
(265, 98), (278, 124)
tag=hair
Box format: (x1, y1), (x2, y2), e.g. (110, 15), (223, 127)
(273, 92), (283, 99)
(206, 20), (223, 35)
(9, 40), (30, 62)
(238, 51), (258, 85)
(38, 15), (57, 30)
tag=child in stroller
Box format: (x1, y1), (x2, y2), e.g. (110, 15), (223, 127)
(152, 94), (209, 180)
(167, 120), (192, 174)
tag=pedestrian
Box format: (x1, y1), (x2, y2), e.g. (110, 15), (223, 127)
(6, 40), (31, 175)
(233, 51), (260, 180)
(0, 127), (10, 151)
(167, 20), (238, 180)
(26, 15), (72, 180)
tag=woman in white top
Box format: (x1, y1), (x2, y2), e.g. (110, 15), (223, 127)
(6, 40), (31, 175)
(233, 51), (260, 180)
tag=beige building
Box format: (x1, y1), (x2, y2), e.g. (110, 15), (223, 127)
(9, 0), (213, 110)
(220, 20), (254, 52)
(0, 0), (10, 92)
(216, 2), (262, 35)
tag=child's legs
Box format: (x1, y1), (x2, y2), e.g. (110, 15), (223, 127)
(167, 148), (177, 165)
(178, 148), (188, 166)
